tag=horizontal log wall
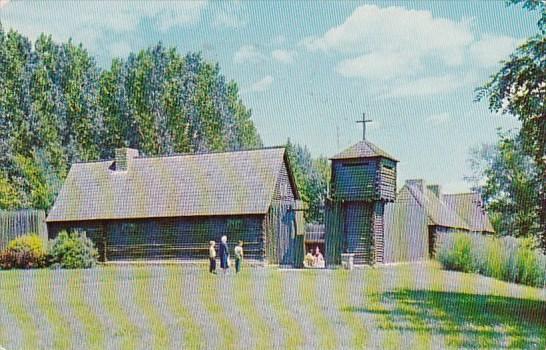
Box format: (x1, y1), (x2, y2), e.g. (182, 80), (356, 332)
(49, 215), (265, 262)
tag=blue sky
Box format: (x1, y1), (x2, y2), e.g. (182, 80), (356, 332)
(0, 1), (540, 192)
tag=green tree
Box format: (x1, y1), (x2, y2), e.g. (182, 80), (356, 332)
(476, 3), (546, 249)
(0, 26), (262, 211)
(286, 140), (329, 223)
(466, 132), (540, 237)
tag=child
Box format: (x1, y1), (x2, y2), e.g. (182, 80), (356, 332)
(304, 249), (315, 268)
(234, 240), (244, 273)
(209, 241), (217, 274)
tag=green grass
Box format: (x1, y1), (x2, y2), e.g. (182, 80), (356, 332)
(164, 265), (203, 348)
(0, 262), (545, 350)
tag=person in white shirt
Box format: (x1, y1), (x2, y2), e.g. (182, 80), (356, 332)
(234, 240), (244, 273)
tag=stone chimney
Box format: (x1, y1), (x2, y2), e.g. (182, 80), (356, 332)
(114, 148), (139, 171)
(406, 179), (425, 193)
(427, 184), (441, 198)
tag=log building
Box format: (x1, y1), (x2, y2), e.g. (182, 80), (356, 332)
(46, 147), (304, 266)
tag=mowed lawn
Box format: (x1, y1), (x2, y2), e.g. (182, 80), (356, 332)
(0, 262), (545, 350)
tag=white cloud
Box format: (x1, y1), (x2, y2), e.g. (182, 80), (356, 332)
(304, 4), (519, 83)
(0, 2), (207, 44)
(271, 49), (296, 64)
(304, 5), (473, 71)
(242, 75), (274, 93)
(213, 2), (247, 28)
(336, 52), (421, 80)
(385, 74), (478, 98)
(427, 112), (451, 125)
(469, 35), (521, 67)
(233, 45), (267, 64)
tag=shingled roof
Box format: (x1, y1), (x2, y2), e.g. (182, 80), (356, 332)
(330, 140), (398, 161)
(443, 193), (495, 233)
(403, 183), (470, 230)
(47, 147), (298, 222)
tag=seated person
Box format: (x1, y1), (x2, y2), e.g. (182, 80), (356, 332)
(314, 246), (325, 268)
(304, 249), (315, 267)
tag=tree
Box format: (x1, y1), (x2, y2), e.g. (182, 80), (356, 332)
(0, 25), (263, 211)
(286, 140), (329, 223)
(476, 4), (546, 249)
(466, 132), (540, 237)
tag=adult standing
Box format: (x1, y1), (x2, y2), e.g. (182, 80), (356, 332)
(219, 235), (230, 274)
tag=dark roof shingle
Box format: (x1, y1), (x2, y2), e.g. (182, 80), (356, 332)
(330, 140), (398, 161)
(47, 147), (295, 222)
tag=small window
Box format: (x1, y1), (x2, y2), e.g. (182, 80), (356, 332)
(343, 162), (370, 167)
(383, 163), (394, 170)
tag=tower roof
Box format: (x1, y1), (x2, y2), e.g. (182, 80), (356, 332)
(330, 140), (398, 161)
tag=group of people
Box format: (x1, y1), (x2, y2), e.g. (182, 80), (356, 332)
(304, 246), (325, 268)
(208, 235), (244, 274)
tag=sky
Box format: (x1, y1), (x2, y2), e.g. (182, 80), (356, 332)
(0, 1), (540, 193)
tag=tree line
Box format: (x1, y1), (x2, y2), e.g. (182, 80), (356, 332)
(0, 24), (262, 211)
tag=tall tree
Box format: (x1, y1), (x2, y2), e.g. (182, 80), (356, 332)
(466, 132), (540, 237)
(476, 3), (546, 249)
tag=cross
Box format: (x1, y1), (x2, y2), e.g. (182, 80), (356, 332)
(356, 113), (373, 141)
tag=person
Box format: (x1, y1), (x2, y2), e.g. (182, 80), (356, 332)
(234, 240), (244, 273)
(219, 235), (230, 274)
(315, 246), (325, 268)
(304, 249), (315, 268)
(208, 241), (217, 274)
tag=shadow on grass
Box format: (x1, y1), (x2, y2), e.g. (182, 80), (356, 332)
(343, 289), (546, 349)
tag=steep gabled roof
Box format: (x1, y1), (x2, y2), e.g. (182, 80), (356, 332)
(402, 184), (470, 230)
(443, 193), (495, 233)
(330, 140), (398, 161)
(47, 147), (298, 222)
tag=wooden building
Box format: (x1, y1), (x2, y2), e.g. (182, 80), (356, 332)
(387, 179), (494, 260)
(46, 147), (304, 266)
(325, 140), (398, 266)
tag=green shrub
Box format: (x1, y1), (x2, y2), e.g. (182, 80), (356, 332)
(0, 234), (48, 269)
(436, 232), (546, 288)
(436, 233), (475, 273)
(48, 231), (98, 269)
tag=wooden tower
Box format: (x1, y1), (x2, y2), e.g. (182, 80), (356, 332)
(326, 140), (398, 265)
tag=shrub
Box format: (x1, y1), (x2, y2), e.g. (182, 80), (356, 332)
(49, 231), (98, 269)
(0, 234), (48, 269)
(436, 232), (546, 288)
(436, 232), (475, 273)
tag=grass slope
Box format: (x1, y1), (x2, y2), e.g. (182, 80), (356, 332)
(0, 262), (545, 350)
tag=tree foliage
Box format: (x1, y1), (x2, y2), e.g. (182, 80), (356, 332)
(286, 140), (330, 223)
(0, 24), (262, 210)
(476, 3), (546, 249)
(466, 132), (540, 237)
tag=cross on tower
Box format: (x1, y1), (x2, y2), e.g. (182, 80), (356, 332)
(356, 113), (373, 141)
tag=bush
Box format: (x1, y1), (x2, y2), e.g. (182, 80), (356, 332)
(436, 233), (475, 273)
(48, 230), (98, 269)
(0, 234), (48, 269)
(436, 232), (546, 288)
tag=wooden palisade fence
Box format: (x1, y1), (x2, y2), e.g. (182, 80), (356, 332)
(0, 210), (48, 250)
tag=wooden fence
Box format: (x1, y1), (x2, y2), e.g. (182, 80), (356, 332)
(0, 210), (48, 250)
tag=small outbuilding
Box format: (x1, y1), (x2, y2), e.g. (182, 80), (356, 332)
(46, 147), (304, 266)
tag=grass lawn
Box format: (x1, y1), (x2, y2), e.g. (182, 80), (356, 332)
(0, 261), (545, 350)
